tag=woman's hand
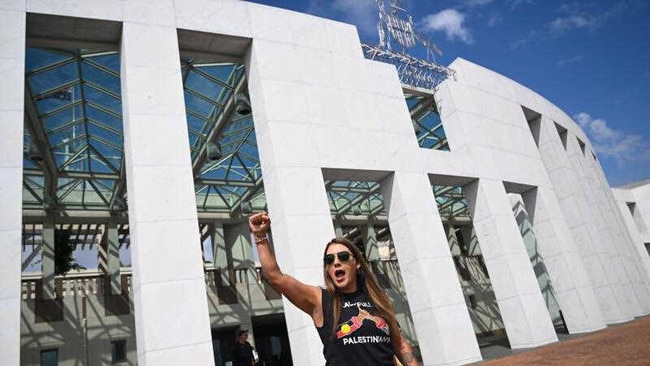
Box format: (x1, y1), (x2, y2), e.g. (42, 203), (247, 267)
(249, 211), (271, 237)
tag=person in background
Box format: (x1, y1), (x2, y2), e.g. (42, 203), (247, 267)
(232, 330), (255, 366)
(249, 212), (420, 366)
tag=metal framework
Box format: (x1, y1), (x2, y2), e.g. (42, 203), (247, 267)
(22, 44), (267, 217)
(433, 185), (470, 220)
(24, 47), (124, 213)
(362, 0), (455, 90)
(181, 59), (265, 214)
(324, 182), (469, 220)
(22, 40), (456, 222)
(406, 93), (449, 150)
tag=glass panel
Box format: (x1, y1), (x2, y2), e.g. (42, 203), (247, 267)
(111, 339), (127, 363)
(40, 349), (58, 366)
(25, 46), (125, 211)
(26, 48), (69, 72)
(405, 94), (449, 151)
(82, 60), (120, 94)
(29, 61), (77, 92)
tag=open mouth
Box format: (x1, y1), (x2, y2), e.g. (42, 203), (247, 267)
(334, 269), (345, 281)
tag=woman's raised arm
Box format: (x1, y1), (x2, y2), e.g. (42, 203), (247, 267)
(249, 212), (322, 320)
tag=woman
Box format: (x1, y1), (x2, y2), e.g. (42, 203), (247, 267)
(249, 212), (420, 366)
(232, 330), (256, 366)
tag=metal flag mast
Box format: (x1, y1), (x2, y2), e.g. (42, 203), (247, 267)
(362, 0), (455, 91)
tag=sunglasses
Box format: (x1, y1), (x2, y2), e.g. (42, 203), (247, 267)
(324, 251), (354, 265)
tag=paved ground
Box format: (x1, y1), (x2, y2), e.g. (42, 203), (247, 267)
(475, 316), (650, 365)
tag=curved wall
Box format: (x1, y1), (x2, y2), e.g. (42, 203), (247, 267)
(433, 57), (650, 328)
(2, 1), (650, 366)
(438, 59), (650, 329)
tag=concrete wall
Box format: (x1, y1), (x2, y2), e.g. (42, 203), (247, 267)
(3, 0), (649, 365)
(612, 183), (650, 313)
(0, 2), (26, 366)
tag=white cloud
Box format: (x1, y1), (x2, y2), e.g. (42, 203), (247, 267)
(510, 30), (537, 49)
(487, 12), (503, 27)
(557, 55), (583, 66)
(421, 9), (474, 44)
(511, 1), (629, 48)
(549, 14), (598, 35)
(574, 112), (650, 166)
(460, 0), (494, 8)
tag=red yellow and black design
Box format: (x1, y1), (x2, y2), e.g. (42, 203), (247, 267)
(336, 305), (390, 338)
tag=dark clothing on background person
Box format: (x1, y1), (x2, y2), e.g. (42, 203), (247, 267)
(232, 340), (255, 366)
(317, 288), (395, 366)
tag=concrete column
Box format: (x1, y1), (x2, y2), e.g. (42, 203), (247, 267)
(464, 179), (557, 349)
(627, 184), (650, 312)
(252, 166), (335, 366)
(628, 185), (650, 242)
(225, 223), (256, 284)
(246, 28), (344, 364)
(520, 187), (605, 333)
(41, 219), (56, 299)
(0, 4), (25, 364)
(612, 188), (650, 283)
(446, 225), (461, 256)
(597, 181), (650, 314)
(569, 136), (641, 317)
(382, 172), (481, 365)
(106, 220), (121, 295)
(536, 115), (629, 324)
(211, 223), (229, 284)
(599, 193), (647, 316)
(120, 2), (214, 364)
(588, 157), (650, 315)
(362, 223), (379, 261)
(508, 193), (562, 323)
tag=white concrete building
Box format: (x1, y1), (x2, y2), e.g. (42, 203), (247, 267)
(1, 1), (649, 365)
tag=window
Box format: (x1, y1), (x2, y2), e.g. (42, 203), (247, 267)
(522, 106), (541, 147)
(554, 122), (568, 150)
(111, 339), (127, 364)
(577, 137), (586, 155)
(40, 349), (58, 366)
(627, 202), (636, 216)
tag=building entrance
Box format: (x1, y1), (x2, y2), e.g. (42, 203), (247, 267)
(251, 314), (292, 366)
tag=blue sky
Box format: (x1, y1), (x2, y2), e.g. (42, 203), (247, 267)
(249, 0), (649, 187)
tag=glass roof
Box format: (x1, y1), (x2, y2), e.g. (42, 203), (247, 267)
(324, 181), (469, 220)
(181, 60), (265, 213)
(24, 47), (124, 211)
(23, 46), (451, 219)
(326, 181), (386, 217)
(406, 94), (449, 151)
(433, 185), (470, 219)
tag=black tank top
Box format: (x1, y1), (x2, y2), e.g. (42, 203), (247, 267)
(317, 288), (395, 365)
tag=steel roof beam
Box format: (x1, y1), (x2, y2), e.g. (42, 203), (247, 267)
(192, 72), (247, 175)
(334, 183), (382, 216)
(409, 95), (437, 120)
(24, 86), (59, 207)
(229, 177), (265, 215)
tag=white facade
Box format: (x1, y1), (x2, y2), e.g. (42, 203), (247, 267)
(2, 1), (650, 365)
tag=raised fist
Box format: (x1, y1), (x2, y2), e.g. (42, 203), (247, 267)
(249, 211), (271, 237)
